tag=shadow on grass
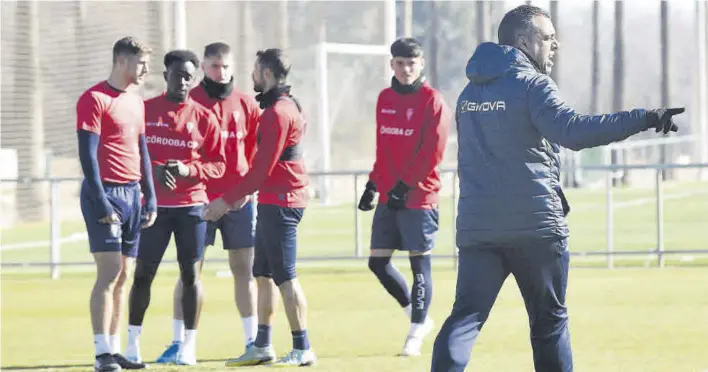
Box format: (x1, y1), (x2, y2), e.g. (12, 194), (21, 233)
(2, 358), (230, 370)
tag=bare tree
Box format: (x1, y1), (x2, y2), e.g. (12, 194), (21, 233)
(429, 0), (440, 88)
(660, 0), (672, 180)
(612, 0), (626, 186)
(15, 0), (46, 222)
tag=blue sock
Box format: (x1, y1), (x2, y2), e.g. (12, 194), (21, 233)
(368, 256), (412, 307)
(409, 255), (433, 324)
(291, 329), (310, 350)
(254, 324), (272, 347)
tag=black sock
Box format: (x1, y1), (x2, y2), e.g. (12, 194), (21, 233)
(409, 255), (433, 324)
(128, 263), (157, 326)
(368, 256), (412, 307)
(179, 263), (199, 329)
(182, 283), (198, 329)
(291, 329), (310, 350)
(255, 324), (272, 347)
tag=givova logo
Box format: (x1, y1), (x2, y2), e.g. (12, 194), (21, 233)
(459, 100), (506, 113)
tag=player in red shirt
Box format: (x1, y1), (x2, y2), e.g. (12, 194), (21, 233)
(155, 42), (262, 363)
(204, 48), (315, 367)
(124, 50), (226, 367)
(358, 38), (451, 357)
(77, 36), (155, 372)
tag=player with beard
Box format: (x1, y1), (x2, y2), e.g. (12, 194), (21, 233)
(204, 48), (316, 367)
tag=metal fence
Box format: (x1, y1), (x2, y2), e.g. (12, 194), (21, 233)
(1, 163), (707, 279)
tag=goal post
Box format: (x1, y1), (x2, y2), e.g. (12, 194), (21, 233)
(316, 0), (396, 205)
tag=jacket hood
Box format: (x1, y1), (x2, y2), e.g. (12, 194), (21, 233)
(466, 42), (539, 84)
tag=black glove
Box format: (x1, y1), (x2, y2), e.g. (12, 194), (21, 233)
(154, 164), (177, 190)
(166, 159), (191, 178)
(358, 181), (377, 211)
(646, 108), (684, 134)
(387, 181), (410, 210)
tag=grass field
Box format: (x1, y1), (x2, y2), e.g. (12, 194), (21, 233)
(1, 181), (707, 371)
(2, 181), (708, 267)
(2, 266), (708, 372)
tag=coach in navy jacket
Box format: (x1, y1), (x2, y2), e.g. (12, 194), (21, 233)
(431, 5), (684, 372)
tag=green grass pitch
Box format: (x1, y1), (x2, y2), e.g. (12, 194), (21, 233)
(1, 181), (708, 371)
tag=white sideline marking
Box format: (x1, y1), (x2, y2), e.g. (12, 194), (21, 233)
(1, 232), (88, 251)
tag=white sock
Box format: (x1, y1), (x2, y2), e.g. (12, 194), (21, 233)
(173, 319), (185, 343)
(403, 304), (412, 319)
(408, 322), (425, 338)
(241, 316), (257, 345)
(126, 325), (142, 358)
(182, 329), (197, 355)
(109, 333), (121, 354)
(94, 334), (111, 356)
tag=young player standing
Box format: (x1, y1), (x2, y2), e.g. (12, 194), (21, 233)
(77, 36), (156, 372)
(204, 48), (316, 367)
(358, 37), (451, 357)
(155, 42), (261, 364)
(124, 50), (226, 366)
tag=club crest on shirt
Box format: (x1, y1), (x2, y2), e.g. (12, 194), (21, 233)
(406, 108), (414, 121)
(186, 122), (195, 133)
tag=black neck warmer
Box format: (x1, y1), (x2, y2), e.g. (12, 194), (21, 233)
(391, 75), (425, 95)
(201, 77), (234, 100)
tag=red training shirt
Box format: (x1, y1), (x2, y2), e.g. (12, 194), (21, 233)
(369, 81), (451, 209)
(222, 96), (309, 208)
(76, 81), (145, 184)
(190, 84), (261, 201)
(144, 94), (226, 207)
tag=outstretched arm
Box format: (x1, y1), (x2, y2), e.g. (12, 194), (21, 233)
(528, 75), (650, 151)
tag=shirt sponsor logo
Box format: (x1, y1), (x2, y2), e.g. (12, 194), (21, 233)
(232, 111), (241, 123)
(147, 121), (169, 128)
(459, 100), (506, 113)
(146, 135), (198, 149)
(221, 130), (240, 139)
(380, 126), (414, 136)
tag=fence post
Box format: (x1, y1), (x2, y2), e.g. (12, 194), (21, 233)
(49, 180), (60, 279)
(451, 171), (458, 270)
(655, 169), (665, 268)
(605, 151), (615, 269)
(353, 174), (362, 258)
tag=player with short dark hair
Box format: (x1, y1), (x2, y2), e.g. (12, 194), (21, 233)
(358, 37), (451, 357)
(124, 49), (226, 367)
(155, 42), (262, 363)
(204, 48), (316, 367)
(431, 5), (684, 371)
(77, 36), (155, 372)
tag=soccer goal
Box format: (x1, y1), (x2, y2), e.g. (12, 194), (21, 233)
(315, 0), (397, 206)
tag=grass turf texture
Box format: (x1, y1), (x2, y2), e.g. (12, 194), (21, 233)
(2, 181), (708, 267)
(1, 181), (707, 370)
(2, 266), (707, 371)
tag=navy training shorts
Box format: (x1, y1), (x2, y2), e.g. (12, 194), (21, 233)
(205, 201), (256, 249)
(252, 204), (304, 286)
(137, 205), (207, 265)
(80, 180), (143, 257)
(370, 203), (439, 252)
